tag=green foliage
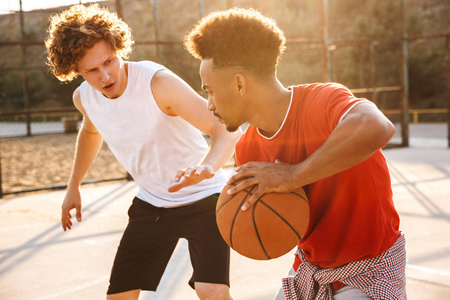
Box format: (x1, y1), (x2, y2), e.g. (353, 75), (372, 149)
(409, 41), (447, 108)
(0, 70), (24, 111)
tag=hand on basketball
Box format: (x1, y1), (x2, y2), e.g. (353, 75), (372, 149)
(227, 160), (298, 211)
(61, 187), (82, 231)
(168, 165), (215, 193)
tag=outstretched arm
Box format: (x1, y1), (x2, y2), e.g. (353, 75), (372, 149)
(61, 88), (103, 231)
(227, 102), (395, 210)
(150, 69), (241, 192)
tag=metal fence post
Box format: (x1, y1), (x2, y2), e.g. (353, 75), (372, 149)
(151, 0), (160, 63)
(400, 0), (410, 147)
(370, 42), (377, 104)
(19, 0), (31, 136)
(115, 0), (124, 20)
(0, 137), (2, 199)
(321, 0), (331, 82)
(199, 0), (205, 17)
(446, 35), (450, 148)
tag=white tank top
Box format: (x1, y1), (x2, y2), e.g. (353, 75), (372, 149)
(80, 61), (226, 207)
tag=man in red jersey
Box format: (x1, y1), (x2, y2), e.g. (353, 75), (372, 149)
(185, 8), (406, 300)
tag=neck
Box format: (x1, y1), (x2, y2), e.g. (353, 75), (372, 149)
(246, 77), (291, 138)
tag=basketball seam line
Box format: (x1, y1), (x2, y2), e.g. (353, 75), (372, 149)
(229, 185), (257, 249)
(252, 201), (271, 259)
(216, 192), (237, 214)
(290, 191), (309, 204)
(259, 200), (303, 241)
(216, 182), (254, 213)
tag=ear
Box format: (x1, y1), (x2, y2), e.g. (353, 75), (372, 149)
(234, 73), (246, 94)
(74, 67), (81, 76)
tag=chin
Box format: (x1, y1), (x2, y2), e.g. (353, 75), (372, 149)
(105, 91), (120, 99)
(225, 124), (240, 133)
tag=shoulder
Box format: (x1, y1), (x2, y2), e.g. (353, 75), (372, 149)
(317, 82), (353, 98)
(129, 61), (168, 87)
(151, 68), (176, 85)
(294, 82), (353, 99)
(150, 68), (199, 116)
(151, 68), (193, 97)
(293, 82), (358, 111)
(72, 86), (82, 109)
(293, 83), (364, 130)
(138, 61), (178, 97)
(150, 69), (181, 101)
(132, 60), (167, 74)
(72, 86), (87, 115)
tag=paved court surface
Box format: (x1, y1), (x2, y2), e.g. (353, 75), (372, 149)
(1, 124), (449, 299)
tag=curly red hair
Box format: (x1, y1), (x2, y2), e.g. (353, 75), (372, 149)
(184, 8), (286, 78)
(45, 4), (134, 82)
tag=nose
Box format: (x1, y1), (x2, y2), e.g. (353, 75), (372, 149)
(99, 67), (110, 83)
(207, 97), (215, 112)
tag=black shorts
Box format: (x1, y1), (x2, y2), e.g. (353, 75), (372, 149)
(107, 194), (230, 294)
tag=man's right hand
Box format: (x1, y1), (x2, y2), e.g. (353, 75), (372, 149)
(61, 187), (82, 231)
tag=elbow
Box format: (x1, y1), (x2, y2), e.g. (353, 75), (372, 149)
(366, 116), (395, 149)
(385, 120), (396, 141)
(378, 116), (395, 146)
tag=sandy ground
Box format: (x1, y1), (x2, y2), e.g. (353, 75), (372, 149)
(0, 132), (235, 195)
(1, 122), (446, 195)
(0, 133), (127, 194)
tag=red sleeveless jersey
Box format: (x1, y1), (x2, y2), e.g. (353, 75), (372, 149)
(235, 83), (400, 268)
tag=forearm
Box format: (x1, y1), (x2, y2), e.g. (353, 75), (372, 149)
(292, 107), (395, 188)
(200, 129), (241, 171)
(67, 128), (103, 188)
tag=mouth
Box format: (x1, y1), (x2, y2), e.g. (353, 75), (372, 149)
(103, 82), (115, 91)
(213, 112), (224, 123)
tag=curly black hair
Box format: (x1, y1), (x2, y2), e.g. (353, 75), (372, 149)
(184, 8), (286, 78)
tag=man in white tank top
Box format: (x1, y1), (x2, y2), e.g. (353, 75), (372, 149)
(45, 4), (240, 300)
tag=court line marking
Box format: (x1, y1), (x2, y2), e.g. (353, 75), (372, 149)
(407, 264), (450, 277)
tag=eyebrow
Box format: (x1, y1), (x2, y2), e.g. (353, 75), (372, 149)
(84, 56), (114, 72)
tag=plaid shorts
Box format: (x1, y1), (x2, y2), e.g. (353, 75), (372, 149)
(282, 234), (406, 300)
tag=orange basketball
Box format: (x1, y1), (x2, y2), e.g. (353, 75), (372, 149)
(216, 183), (310, 260)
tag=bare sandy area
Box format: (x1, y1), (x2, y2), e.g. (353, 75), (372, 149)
(1, 132), (236, 195)
(1, 133), (127, 194)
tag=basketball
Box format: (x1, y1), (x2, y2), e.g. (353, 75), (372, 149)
(216, 183), (310, 260)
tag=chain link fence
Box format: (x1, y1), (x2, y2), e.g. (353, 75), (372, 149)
(0, 0), (448, 196)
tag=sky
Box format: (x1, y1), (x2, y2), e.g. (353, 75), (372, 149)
(0, 0), (107, 14)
